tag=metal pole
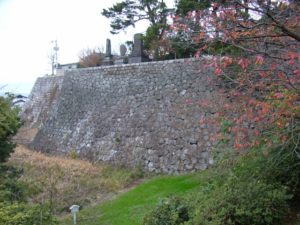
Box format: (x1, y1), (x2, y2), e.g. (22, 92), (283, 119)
(51, 40), (59, 75)
(70, 204), (79, 225)
(73, 212), (77, 225)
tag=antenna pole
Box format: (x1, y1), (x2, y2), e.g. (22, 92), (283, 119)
(51, 40), (59, 75)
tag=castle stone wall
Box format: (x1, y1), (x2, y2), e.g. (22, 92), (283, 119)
(21, 75), (64, 128)
(27, 58), (223, 173)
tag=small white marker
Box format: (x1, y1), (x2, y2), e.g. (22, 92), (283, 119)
(70, 205), (80, 225)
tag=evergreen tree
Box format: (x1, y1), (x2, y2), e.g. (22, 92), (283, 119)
(0, 94), (20, 162)
(102, 0), (170, 34)
(102, 0), (173, 60)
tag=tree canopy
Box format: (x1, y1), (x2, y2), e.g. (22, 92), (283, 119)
(102, 0), (170, 35)
(175, 0), (211, 16)
(78, 47), (105, 68)
(171, 0), (300, 150)
(102, 0), (174, 60)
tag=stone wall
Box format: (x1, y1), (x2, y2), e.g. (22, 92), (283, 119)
(21, 75), (64, 128)
(26, 58), (224, 173)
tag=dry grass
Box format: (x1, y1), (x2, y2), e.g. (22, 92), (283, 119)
(10, 145), (103, 176)
(13, 127), (38, 144)
(7, 145), (139, 215)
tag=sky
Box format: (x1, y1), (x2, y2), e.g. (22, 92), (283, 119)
(0, 0), (174, 95)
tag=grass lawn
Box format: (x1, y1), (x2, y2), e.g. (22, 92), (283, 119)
(60, 173), (200, 225)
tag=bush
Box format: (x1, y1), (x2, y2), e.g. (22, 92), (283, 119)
(143, 142), (299, 225)
(189, 146), (297, 225)
(261, 142), (300, 200)
(0, 202), (57, 225)
(143, 196), (190, 225)
(190, 179), (291, 225)
(67, 149), (79, 159)
(0, 165), (25, 202)
(0, 165), (58, 224)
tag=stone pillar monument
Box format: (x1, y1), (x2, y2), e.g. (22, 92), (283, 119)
(115, 44), (128, 65)
(129, 33), (149, 64)
(103, 38), (113, 66)
(120, 44), (127, 57)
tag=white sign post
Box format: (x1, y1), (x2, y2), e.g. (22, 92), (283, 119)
(69, 205), (80, 225)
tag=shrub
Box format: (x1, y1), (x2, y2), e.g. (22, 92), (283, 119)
(261, 140), (300, 200)
(143, 142), (298, 225)
(187, 146), (296, 225)
(189, 179), (291, 225)
(143, 196), (190, 225)
(0, 165), (25, 202)
(67, 149), (79, 159)
(0, 165), (58, 224)
(0, 202), (57, 225)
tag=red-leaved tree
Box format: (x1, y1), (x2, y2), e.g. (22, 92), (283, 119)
(78, 47), (105, 68)
(173, 0), (300, 151)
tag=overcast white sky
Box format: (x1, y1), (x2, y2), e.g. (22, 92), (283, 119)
(0, 0), (174, 95)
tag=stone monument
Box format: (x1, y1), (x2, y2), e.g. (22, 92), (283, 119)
(103, 38), (113, 65)
(115, 44), (128, 65)
(120, 44), (127, 57)
(105, 38), (112, 57)
(129, 33), (149, 64)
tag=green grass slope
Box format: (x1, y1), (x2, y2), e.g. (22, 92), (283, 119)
(60, 174), (200, 225)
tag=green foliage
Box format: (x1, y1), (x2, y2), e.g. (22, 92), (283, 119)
(256, 137), (300, 199)
(102, 0), (172, 60)
(125, 41), (134, 52)
(0, 164), (58, 225)
(0, 93), (21, 162)
(143, 196), (190, 225)
(0, 165), (25, 202)
(205, 41), (245, 56)
(189, 178), (290, 225)
(144, 142), (299, 225)
(67, 149), (79, 159)
(0, 202), (57, 225)
(143, 23), (168, 50)
(188, 146), (295, 225)
(102, 0), (169, 34)
(176, 0), (211, 16)
(169, 36), (198, 58)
